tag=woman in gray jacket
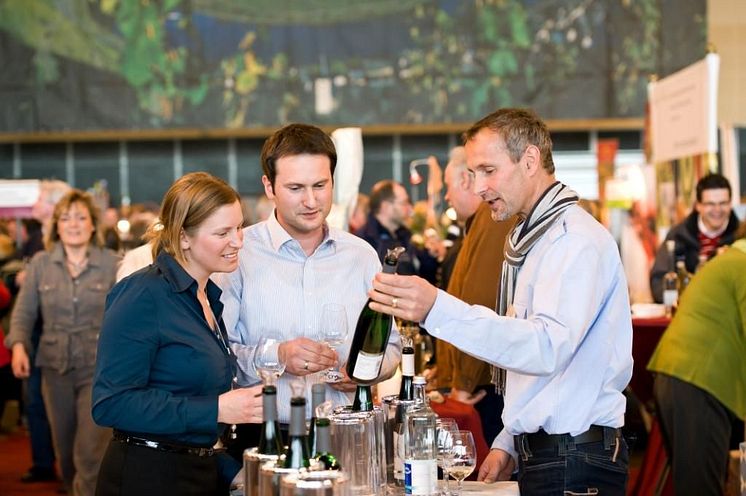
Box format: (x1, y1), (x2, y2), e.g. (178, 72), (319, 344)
(6, 189), (119, 496)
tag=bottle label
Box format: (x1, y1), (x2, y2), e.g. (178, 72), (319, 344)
(402, 352), (415, 376)
(663, 289), (678, 307)
(352, 350), (384, 381)
(404, 459), (437, 495)
(393, 431), (404, 482)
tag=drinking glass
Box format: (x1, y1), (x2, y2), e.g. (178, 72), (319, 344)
(253, 332), (286, 386)
(443, 431), (477, 496)
(435, 417), (459, 494)
(319, 303), (348, 383)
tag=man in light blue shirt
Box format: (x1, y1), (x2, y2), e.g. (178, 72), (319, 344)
(367, 109), (632, 496)
(219, 124), (401, 452)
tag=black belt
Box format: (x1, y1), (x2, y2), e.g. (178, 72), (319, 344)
(113, 430), (216, 458)
(515, 425), (620, 454)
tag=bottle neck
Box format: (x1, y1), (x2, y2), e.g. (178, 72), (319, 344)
(315, 419), (331, 454)
(288, 398), (307, 436)
(413, 382), (427, 405)
(311, 386), (326, 418)
(262, 387), (278, 422)
(401, 348), (415, 377)
(352, 385), (373, 411)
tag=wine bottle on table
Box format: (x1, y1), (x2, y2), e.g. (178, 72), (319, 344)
(312, 417), (341, 470)
(257, 385), (283, 455)
(346, 246), (406, 385)
(399, 345), (415, 401)
(283, 396), (311, 469)
(662, 240), (679, 318)
(351, 384), (373, 412)
(307, 383), (326, 456)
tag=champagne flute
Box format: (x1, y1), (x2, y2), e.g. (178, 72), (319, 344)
(253, 332), (286, 386)
(443, 431), (477, 496)
(319, 303), (348, 383)
(436, 417), (459, 494)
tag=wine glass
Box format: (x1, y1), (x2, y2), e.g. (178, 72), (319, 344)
(319, 303), (348, 383)
(253, 332), (286, 385)
(443, 431), (477, 496)
(435, 417), (459, 494)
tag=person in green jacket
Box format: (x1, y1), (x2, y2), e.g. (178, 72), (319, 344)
(648, 219), (746, 496)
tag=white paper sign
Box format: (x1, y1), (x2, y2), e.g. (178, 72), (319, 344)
(649, 54), (719, 163)
(0, 179), (40, 207)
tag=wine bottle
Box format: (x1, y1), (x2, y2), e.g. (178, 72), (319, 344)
(307, 383), (326, 456)
(257, 385), (283, 455)
(346, 247), (406, 384)
(312, 417), (341, 470)
(398, 346), (415, 401)
(676, 260), (692, 295)
(351, 384), (373, 412)
(283, 396), (311, 469)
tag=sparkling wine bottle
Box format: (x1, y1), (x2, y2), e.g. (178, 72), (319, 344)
(346, 247), (405, 384)
(307, 383), (326, 456)
(257, 385), (283, 455)
(283, 396), (311, 469)
(398, 346), (415, 401)
(351, 384), (373, 412)
(312, 417), (341, 470)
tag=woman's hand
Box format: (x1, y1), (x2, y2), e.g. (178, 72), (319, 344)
(11, 343), (30, 379)
(217, 384), (264, 424)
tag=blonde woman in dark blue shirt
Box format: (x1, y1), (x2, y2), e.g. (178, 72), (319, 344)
(92, 172), (262, 496)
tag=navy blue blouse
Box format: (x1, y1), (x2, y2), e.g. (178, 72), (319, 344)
(92, 251), (237, 447)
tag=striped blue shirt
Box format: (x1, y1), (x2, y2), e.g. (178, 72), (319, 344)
(218, 212), (401, 422)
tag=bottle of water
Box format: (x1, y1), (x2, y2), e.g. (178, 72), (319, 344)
(404, 376), (437, 495)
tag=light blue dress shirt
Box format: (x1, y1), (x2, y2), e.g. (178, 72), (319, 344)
(424, 205), (633, 461)
(219, 212), (402, 422)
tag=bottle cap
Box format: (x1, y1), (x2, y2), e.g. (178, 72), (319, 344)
(413, 375), (426, 385)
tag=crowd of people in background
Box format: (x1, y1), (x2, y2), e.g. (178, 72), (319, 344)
(0, 113), (743, 496)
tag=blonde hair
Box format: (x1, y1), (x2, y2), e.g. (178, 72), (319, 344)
(46, 190), (103, 250)
(146, 172), (241, 265)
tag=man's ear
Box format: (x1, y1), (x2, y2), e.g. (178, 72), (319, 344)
(460, 169), (473, 191)
(523, 145), (542, 176)
(262, 175), (275, 200)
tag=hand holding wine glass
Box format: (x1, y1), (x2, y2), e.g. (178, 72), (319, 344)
(253, 333), (286, 386)
(319, 303), (348, 383)
(443, 430), (477, 495)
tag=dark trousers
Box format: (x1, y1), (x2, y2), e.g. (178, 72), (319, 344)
(473, 385), (504, 446)
(654, 373), (733, 496)
(96, 439), (228, 496)
(515, 431), (628, 496)
(26, 361), (56, 470)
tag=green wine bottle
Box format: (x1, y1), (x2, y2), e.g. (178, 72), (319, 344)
(307, 383), (326, 456)
(283, 396), (311, 469)
(398, 346), (415, 401)
(346, 247), (405, 384)
(312, 417), (341, 470)
(351, 384), (373, 412)
(257, 385), (283, 455)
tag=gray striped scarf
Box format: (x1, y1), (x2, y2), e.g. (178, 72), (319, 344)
(491, 181), (579, 394)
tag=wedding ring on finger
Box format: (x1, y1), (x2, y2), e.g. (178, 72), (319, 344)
(303, 360), (309, 371)
(392, 297), (399, 309)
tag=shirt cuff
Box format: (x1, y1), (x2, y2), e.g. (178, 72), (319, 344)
(492, 428), (518, 467)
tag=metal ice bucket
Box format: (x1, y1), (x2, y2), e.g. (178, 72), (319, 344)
(243, 448), (281, 496)
(258, 461), (300, 496)
(381, 394), (415, 485)
(279, 470), (348, 496)
(329, 406), (386, 496)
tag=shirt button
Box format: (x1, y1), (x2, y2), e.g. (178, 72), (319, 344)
(73, 297), (78, 303)
(74, 280), (79, 285)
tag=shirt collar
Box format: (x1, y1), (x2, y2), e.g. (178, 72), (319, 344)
(266, 209), (336, 254)
(697, 216), (728, 238)
(50, 243), (104, 267)
(154, 251), (223, 309)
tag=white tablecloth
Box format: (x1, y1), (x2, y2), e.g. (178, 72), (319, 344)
(461, 481), (519, 495)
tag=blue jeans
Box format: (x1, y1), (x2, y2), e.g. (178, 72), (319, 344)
(26, 361), (56, 470)
(515, 432), (628, 496)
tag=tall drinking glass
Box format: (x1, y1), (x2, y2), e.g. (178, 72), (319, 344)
(435, 417), (459, 494)
(319, 303), (348, 383)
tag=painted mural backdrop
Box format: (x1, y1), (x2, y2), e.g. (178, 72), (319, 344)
(0, 0), (706, 133)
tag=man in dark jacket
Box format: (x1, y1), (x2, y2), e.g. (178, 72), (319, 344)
(650, 173), (740, 303)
